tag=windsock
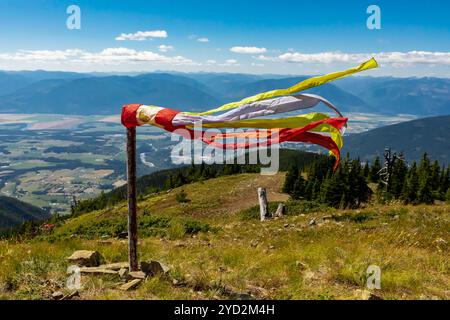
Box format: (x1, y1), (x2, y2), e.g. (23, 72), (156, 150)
(121, 58), (378, 169)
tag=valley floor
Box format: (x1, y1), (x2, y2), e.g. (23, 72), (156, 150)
(0, 173), (448, 300)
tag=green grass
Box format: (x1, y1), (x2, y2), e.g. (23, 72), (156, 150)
(0, 173), (448, 300)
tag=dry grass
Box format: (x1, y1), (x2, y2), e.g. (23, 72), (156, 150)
(0, 173), (448, 300)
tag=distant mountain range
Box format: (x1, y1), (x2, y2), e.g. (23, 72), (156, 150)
(0, 195), (50, 230)
(0, 71), (448, 116)
(343, 115), (450, 164)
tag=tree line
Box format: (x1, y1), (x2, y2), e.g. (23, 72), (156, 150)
(71, 149), (324, 215)
(283, 152), (450, 208)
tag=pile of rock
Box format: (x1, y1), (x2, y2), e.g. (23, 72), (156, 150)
(65, 250), (170, 293)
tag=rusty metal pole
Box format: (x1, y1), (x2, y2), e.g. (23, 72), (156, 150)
(126, 127), (138, 271)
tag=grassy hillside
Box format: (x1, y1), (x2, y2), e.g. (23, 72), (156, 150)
(344, 115), (450, 164)
(0, 173), (448, 300)
(0, 196), (50, 230)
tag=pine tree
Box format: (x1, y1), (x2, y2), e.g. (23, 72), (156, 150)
(311, 178), (321, 200)
(347, 160), (360, 207)
(429, 160), (441, 193)
(418, 153), (434, 204)
(282, 165), (298, 194)
(304, 179), (314, 200)
(320, 167), (346, 208)
(369, 156), (381, 183)
(401, 162), (419, 204)
(389, 156), (408, 199)
(438, 166), (450, 200)
(363, 162), (370, 178)
(292, 175), (306, 199)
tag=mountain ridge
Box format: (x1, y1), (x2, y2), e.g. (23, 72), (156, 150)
(0, 195), (51, 230)
(0, 71), (449, 116)
(343, 115), (450, 163)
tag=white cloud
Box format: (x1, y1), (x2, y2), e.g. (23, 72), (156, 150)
(205, 59), (216, 65)
(158, 45), (174, 52)
(0, 48), (196, 66)
(230, 46), (267, 54)
(219, 59), (239, 66)
(253, 54), (278, 62)
(197, 37), (209, 43)
(81, 48), (193, 65)
(115, 30), (168, 41)
(0, 49), (83, 61)
(278, 51), (450, 65)
(251, 62), (264, 67)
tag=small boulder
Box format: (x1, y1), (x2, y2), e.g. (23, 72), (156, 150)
(79, 267), (118, 275)
(118, 268), (130, 280)
(295, 260), (308, 270)
(62, 290), (80, 300)
(140, 261), (170, 277)
(119, 279), (142, 291)
(67, 250), (102, 267)
(99, 262), (129, 271)
(129, 271), (146, 280)
(52, 291), (64, 300)
(273, 203), (285, 217)
(117, 232), (128, 239)
(355, 289), (383, 300)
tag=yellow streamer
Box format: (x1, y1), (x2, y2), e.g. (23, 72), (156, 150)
(187, 58), (378, 116)
(189, 112), (344, 150)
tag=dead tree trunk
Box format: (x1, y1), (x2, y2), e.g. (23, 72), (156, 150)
(258, 187), (270, 221)
(126, 127), (138, 272)
(274, 203), (285, 217)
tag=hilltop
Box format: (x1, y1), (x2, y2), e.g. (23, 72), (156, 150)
(344, 115), (450, 163)
(0, 172), (448, 300)
(0, 196), (50, 230)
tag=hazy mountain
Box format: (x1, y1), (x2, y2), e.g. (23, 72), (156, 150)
(0, 70), (92, 96)
(335, 76), (450, 116)
(184, 73), (267, 97)
(0, 70), (449, 116)
(0, 73), (222, 114)
(343, 115), (450, 164)
(0, 196), (50, 230)
(219, 77), (375, 113)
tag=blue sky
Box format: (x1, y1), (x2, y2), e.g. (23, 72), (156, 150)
(0, 0), (449, 76)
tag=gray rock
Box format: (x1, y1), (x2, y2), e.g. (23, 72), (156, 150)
(129, 271), (146, 279)
(295, 260), (307, 270)
(79, 267), (119, 275)
(118, 268), (129, 280)
(66, 250), (102, 267)
(117, 232), (128, 239)
(99, 262), (129, 271)
(119, 279), (142, 291)
(62, 290), (79, 300)
(140, 260), (170, 276)
(52, 291), (64, 300)
(274, 203), (285, 217)
(355, 289), (383, 300)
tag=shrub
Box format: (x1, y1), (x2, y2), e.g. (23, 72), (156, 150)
(175, 190), (190, 203)
(238, 200), (322, 220)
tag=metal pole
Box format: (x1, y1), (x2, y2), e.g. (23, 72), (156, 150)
(126, 127), (138, 271)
